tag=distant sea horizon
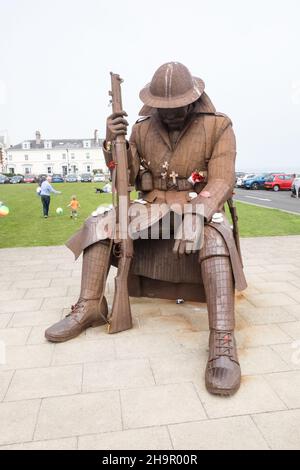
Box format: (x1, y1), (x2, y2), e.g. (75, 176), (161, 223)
(236, 168), (300, 174)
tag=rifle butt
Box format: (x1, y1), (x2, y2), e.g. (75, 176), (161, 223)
(227, 199), (243, 266)
(108, 278), (133, 334)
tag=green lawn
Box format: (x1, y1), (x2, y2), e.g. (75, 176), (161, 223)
(225, 202), (300, 237)
(0, 182), (114, 248)
(0, 183), (300, 248)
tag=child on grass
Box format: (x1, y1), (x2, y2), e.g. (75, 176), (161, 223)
(68, 195), (80, 219)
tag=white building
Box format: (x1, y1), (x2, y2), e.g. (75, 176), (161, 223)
(0, 143), (5, 173)
(5, 130), (106, 176)
(0, 131), (9, 173)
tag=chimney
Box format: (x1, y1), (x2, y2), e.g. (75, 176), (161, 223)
(35, 130), (41, 145)
(94, 129), (99, 144)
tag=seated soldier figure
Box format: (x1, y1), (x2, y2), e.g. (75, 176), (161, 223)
(45, 62), (247, 396)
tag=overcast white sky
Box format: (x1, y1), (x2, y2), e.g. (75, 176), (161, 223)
(1, 0), (300, 171)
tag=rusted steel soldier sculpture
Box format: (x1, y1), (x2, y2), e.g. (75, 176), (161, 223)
(45, 62), (247, 396)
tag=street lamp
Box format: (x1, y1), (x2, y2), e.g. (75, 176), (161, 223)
(66, 147), (70, 175)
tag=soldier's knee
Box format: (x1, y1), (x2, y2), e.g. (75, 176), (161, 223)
(84, 209), (113, 227)
(84, 210), (114, 240)
(199, 225), (229, 261)
(83, 214), (96, 229)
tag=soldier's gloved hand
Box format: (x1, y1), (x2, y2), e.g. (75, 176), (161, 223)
(173, 213), (203, 255)
(106, 111), (129, 143)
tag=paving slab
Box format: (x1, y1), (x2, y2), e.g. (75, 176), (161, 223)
(1, 236), (300, 449)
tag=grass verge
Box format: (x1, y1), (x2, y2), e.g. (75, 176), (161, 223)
(0, 183), (299, 248)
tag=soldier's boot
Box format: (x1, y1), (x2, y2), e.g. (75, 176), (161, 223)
(45, 241), (111, 343)
(201, 254), (241, 396)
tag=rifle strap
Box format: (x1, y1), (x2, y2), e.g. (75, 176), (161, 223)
(102, 141), (119, 330)
(111, 142), (117, 211)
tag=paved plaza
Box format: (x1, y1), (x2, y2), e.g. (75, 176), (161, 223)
(0, 236), (300, 450)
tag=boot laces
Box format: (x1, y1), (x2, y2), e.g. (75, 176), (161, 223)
(66, 297), (85, 318)
(215, 331), (234, 357)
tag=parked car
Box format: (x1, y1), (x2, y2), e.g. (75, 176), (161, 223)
(80, 173), (93, 182)
(264, 174), (294, 191)
(10, 175), (24, 184)
(23, 174), (36, 183)
(93, 173), (106, 182)
(0, 174), (11, 184)
(65, 174), (78, 183)
(236, 173), (256, 187)
(243, 173), (270, 190)
(51, 174), (64, 183)
(235, 172), (245, 183)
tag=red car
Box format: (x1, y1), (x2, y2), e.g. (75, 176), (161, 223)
(264, 174), (294, 191)
(23, 174), (36, 183)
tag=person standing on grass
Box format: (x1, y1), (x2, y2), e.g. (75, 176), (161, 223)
(68, 195), (80, 219)
(40, 175), (61, 218)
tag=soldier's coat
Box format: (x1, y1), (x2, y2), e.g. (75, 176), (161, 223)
(67, 92), (247, 292)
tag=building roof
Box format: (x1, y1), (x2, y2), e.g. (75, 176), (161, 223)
(9, 138), (104, 150)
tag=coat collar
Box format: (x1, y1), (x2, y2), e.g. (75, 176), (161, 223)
(138, 92), (216, 150)
(192, 92), (216, 114)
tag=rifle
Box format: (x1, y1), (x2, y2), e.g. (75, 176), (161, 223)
(227, 197), (243, 267)
(107, 72), (133, 334)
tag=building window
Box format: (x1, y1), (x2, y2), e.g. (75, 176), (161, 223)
(8, 155), (12, 161)
(8, 167), (15, 174)
(22, 142), (30, 150)
(25, 155), (28, 161)
(25, 167), (31, 174)
(44, 141), (52, 149)
(83, 140), (91, 148)
(86, 165), (91, 172)
(71, 153), (75, 159)
(47, 167), (52, 174)
(62, 154), (66, 159)
(86, 153), (90, 159)
(47, 154), (51, 160)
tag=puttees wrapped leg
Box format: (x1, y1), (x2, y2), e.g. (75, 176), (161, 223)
(200, 226), (241, 396)
(80, 241), (111, 300)
(45, 241), (111, 343)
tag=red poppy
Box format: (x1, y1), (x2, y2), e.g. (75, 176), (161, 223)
(108, 160), (117, 170)
(190, 171), (204, 183)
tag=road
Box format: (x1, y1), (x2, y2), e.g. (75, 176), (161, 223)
(233, 188), (300, 214)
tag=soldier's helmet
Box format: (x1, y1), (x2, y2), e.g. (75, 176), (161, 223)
(139, 62), (205, 109)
